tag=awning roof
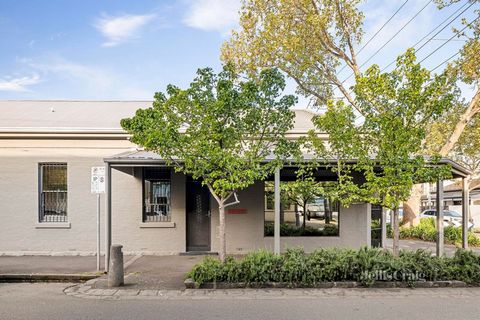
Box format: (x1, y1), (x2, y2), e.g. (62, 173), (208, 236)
(104, 150), (471, 179)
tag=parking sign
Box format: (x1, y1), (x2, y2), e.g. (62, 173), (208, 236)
(91, 166), (106, 194)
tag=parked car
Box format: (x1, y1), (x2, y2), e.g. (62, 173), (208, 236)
(420, 209), (474, 230)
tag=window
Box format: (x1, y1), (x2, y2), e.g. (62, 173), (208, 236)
(39, 163), (67, 223)
(264, 182), (295, 211)
(264, 181), (339, 237)
(143, 168), (171, 222)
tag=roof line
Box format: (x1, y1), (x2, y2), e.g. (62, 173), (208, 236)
(104, 151), (471, 178)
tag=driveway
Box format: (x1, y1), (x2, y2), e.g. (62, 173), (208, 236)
(384, 238), (480, 256)
(92, 255), (204, 290)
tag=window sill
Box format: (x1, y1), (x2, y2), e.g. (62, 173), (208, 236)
(139, 222), (175, 228)
(35, 222), (71, 229)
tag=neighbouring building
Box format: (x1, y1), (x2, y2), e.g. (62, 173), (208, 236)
(421, 179), (480, 228)
(0, 100), (471, 260)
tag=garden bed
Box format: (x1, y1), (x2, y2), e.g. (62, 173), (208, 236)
(184, 279), (469, 289)
(186, 247), (480, 288)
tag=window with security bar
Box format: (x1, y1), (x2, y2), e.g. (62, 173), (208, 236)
(143, 168), (171, 222)
(39, 163), (68, 223)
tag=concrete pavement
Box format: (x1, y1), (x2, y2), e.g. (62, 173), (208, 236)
(0, 255), (106, 274)
(2, 283), (480, 320)
(96, 255), (204, 290)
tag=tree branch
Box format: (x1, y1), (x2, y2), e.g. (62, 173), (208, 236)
(334, 0), (360, 77)
(440, 88), (480, 156)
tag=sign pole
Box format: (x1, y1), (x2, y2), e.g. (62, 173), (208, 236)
(91, 166), (106, 272)
(96, 193), (101, 271)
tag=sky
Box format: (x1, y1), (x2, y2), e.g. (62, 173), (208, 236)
(0, 0), (477, 107)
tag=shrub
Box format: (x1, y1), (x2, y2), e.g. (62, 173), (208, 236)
(187, 256), (222, 284)
(188, 247), (480, 286)
(264, 223), (339, 237)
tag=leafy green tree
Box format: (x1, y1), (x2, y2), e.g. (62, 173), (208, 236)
(121, 66), (296, 261)
(434, 0), (479, 157)
(223, 0), (477, 224)
(426, 104), (480, 189)
(222, 0), (365, 111)
(405, 2), (479, 224)
(312, 50), (454, 255)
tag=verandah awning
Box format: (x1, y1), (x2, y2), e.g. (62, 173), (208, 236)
(104, 150), (471, 179)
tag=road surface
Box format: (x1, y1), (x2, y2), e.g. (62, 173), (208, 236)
(1, 283), (480, 320)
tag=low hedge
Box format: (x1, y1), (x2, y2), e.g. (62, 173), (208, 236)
(187, 247), (480, 287)
(264, 223), (339, 237)
(387, 218), (480, 247)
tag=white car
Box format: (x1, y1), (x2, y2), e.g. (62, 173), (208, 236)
(420, 209), (474, 230)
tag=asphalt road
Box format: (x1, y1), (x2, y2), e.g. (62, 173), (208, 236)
(1, 283), (480, 320)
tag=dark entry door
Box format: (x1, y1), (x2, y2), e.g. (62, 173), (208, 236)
(186, 180), (211, 251)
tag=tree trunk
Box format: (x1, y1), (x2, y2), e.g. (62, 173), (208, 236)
(439, 89), (480, 156)
(403, 89), (479, 225)
(218, 204), (226, 263)
(295, 204), (300, 227)
(402, 184), (423, 227)
(302, 202), (307, 230)
(392, 207), (400, 257)
(324, 198), (331, 224)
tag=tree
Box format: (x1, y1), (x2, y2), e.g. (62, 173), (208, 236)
(404, 1), (479, 224)
(221, 0), (364, 111)
(311, 51), (454, 255)
(223, 0), (477, 225)
(426, 103), (480, 188)
(435, 0), (480, 156)
(121, 66), (296, 261)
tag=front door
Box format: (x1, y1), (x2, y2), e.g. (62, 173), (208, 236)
(186, 180), (211, 251)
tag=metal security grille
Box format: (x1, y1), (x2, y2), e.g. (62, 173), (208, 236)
(143, 168), (171, 222)
(39, 163), (67, 223)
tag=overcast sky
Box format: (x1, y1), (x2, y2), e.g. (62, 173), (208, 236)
(0, 0), (477, 107)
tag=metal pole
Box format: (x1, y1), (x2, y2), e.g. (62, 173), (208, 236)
(96, 193), (101, 271)
(462, 177), (469, 249)
(436, 179), (444, 257)
(274, 167), (281, 254)
(104, 163), (112, 272)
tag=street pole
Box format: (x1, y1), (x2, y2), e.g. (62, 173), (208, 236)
(274, 167), (281, 254)
(96, 193), (101, 271)
(436, 179), (444, 257)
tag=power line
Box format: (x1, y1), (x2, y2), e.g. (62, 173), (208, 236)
(416, 1), (474, 53)
(380, 0), (473, 72)
(341, 0), (433, 84)
(358, 0), (411, 55)
(336, 0), (410, 76)
(429, 51), (460, 72)
(418, 18), (477, 64)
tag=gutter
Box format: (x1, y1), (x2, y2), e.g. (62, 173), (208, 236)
(0, 273), (101, 283)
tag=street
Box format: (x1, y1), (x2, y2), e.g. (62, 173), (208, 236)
(1, 283), (480, 320)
